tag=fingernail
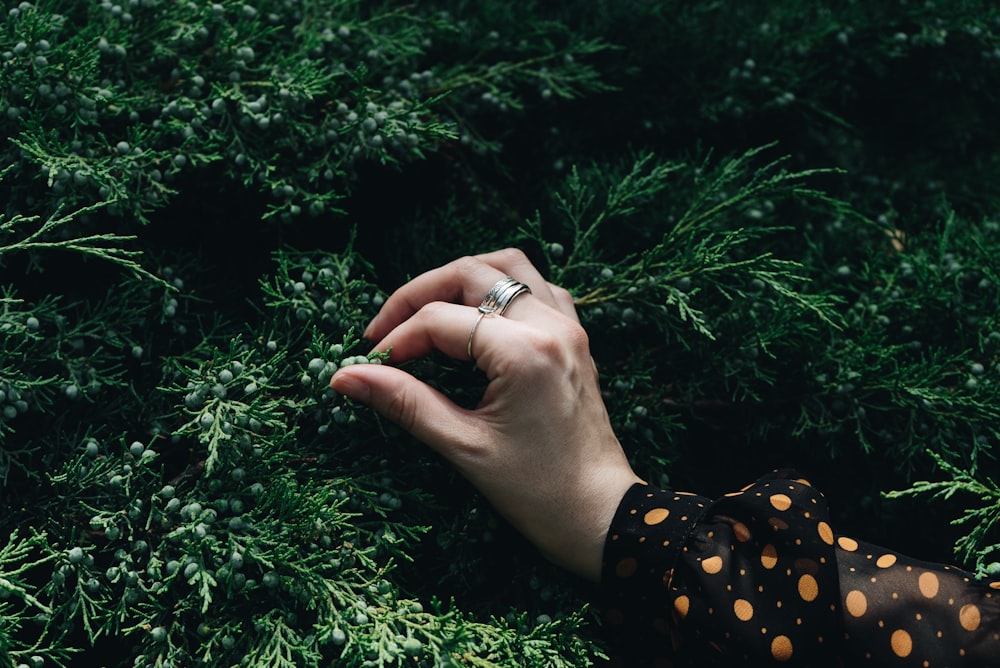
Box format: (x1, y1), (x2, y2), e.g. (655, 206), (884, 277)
(330, 372), (370, 404)
(362, 318), (376, 340)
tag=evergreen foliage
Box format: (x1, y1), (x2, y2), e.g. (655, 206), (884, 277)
(2, 0), (1000, 665)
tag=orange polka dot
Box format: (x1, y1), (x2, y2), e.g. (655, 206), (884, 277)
(845, 590), (867, 617)
(702, 556), (724, 574)
(644, 507), (670, 525)
(918, 572), (939, 598)
(615, 557), (637, 578)
(891, 629), (912, 657)
(761, 544), (778, 569)
(794, 478), (812, 486)
(798, 574), (819, 602)
(817, 522), (834, 545)
(876, 554), (897, 568)
(959, 604), (981, 631)
(674, 595), (690, 618)
(734, 599), (754, 621)
(837, 536), (858, 551)
(990, 581), (1000, 590)
(733, 522), (752, 543)
(771, 635), (793, 661)
(769, 517), (789, 530)
(770, 494), (792, 511)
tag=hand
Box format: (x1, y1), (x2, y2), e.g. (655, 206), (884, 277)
(329, 249), (643, 582)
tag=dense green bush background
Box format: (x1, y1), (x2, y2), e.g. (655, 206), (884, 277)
(2, 1), (1000, 666)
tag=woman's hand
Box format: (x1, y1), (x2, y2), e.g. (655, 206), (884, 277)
(329, 249), (642, 582)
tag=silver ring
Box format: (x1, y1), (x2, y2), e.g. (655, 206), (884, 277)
(468, 277), (531, 362)
(478, 276), (531, 316)
(467, 311), (487, 361)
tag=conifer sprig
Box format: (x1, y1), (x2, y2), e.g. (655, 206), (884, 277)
(886, 451), (1000, 575)
(524, 148), (844, 345)
(0, 202), (163, 285)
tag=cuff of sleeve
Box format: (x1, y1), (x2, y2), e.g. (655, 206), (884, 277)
(599, 483), (710, 662)
(602, 483), (711, 587)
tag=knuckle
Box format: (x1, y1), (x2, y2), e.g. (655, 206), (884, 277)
(523, 324), (586, 362)
(506, 323), (593, 383)
(550, 284), (574, 305)
(564, 323), (591, 354)
(416, 300), (449, 321)
(494, 247), (529, 266)
(452, 255), (482, 276)
(528, 329), (563, 359)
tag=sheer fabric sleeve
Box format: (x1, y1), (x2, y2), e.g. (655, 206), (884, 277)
(599, 470), (1000, 667)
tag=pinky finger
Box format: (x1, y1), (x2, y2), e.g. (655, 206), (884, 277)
(547, 282), (580, 323)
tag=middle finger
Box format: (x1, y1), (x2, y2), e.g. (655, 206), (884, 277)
(365, 254), (555, 340)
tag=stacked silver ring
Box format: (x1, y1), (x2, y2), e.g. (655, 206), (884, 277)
(467, 276), (531, 361)
(478, 276), (531, 316)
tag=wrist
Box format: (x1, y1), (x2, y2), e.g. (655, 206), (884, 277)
(545, 466), (644, 582)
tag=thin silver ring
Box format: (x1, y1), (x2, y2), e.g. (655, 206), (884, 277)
(467, 311), (487, 361)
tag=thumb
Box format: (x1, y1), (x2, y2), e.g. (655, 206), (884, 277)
(329, 365), (483, 456)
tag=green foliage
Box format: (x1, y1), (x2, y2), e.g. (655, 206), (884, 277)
(0, 199), (161, 283)
(1, 242), (600, 667)
(885, 451), (1000, 575)
(525, 147), (845, 344)
(3, 0), (1000, 665)
(0, 0), (610, 226)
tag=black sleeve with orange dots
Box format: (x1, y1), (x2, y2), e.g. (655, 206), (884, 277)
(599, 470), (1000, 667)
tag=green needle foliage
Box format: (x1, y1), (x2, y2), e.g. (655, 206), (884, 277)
(0, 200), (161, 283)
(885, 451), (1000, 577)
(2, 0), (1000, 666)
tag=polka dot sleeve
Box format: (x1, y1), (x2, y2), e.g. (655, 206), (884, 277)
(600, 470), (1000, 666)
